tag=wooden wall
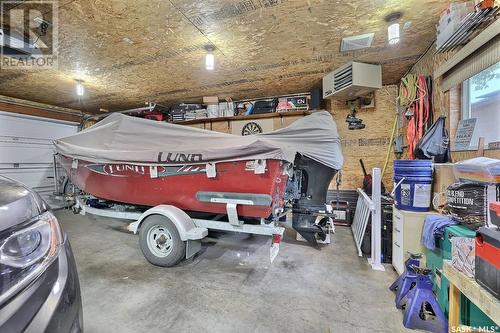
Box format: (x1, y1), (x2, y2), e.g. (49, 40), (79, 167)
(327, 86), (398, 190)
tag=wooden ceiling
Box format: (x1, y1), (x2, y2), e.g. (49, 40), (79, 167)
(0, 0), (448, 113)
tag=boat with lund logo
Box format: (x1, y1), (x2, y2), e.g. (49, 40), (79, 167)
(55, 111), (343, 266)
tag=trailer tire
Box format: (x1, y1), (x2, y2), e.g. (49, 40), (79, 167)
(71, 205), (81, 214)
(139, 215), (186, 267)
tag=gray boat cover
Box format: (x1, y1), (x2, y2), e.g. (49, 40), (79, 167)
(54, 110), (343, 170)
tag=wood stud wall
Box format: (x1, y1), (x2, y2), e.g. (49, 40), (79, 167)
(327, 86), (398, 190)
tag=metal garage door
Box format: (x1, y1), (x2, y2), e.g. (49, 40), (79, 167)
(0, 111), (79, 206)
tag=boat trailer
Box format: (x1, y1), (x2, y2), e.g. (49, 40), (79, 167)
(73, 194), (285, 267)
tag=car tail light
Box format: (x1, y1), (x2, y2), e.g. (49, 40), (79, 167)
(0, 211), (63, 304)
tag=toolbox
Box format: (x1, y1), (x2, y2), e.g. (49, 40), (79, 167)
(475, 227), (500, 300)
(426, 225), (497, 328)
(329, 200), (351, 226)
(252, 99), (278, 114)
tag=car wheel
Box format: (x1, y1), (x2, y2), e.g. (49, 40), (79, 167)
(139, 215), (185, 267)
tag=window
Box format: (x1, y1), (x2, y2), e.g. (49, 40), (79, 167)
(460, 62), (500, 149)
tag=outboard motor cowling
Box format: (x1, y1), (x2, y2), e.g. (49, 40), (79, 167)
(291, 155), (338, 245)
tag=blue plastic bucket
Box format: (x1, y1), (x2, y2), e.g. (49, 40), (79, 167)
(394, 160), (433, 212)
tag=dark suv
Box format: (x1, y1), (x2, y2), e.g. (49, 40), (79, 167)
(0, 176), (82, 332)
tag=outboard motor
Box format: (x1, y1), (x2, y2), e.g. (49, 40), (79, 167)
(291, 154), (338, 245)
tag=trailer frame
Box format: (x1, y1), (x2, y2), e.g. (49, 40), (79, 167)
(73, 195), (285, 264)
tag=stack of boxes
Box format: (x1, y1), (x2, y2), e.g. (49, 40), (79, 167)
(203, 96), (235, 118)
(174, 94), (308, 122)
(426, 224), (494, 327)
(203, 96), (219, 118)
(392, 159), (498, 327)
(425, 161), (498, 328)
(218, 101), (235, 117)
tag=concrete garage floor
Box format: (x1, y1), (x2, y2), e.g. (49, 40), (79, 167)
(55, 209), (413, 333)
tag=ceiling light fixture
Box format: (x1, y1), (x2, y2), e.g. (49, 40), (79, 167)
(75, 80), (84, 96)
(205, 45), (215, 71)
(385, 12), (402, 45)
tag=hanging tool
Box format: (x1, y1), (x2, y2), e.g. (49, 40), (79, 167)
(360, 159), (372, 193)
(346, 101), (365, 130)
(360, 159), (386, 194)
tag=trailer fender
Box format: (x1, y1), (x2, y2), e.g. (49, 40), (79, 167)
(129, 205), (208, 241)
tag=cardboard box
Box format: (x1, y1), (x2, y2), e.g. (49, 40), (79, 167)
(206, 104), (218, 118)
(276, 96), (309, 112)
(432, 163), (457, 209)
(451, 236), (475, 278)
(218, 102), (235, 117)
(433, 164), (457, 194)
(203, 96), (219, 104)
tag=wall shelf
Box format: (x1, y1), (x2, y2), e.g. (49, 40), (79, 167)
(175, 109), (313, 125)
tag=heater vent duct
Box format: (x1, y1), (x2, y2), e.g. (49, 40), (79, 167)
(323, 62), (382, 100)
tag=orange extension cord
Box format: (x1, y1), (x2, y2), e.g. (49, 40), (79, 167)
(401, 75), (430, 159)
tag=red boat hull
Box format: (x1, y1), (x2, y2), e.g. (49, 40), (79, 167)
(60, 155), (288, 218)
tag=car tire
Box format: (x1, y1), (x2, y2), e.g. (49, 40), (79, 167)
(139, 215), (185, 267)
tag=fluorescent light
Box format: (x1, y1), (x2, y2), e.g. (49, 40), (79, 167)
(76, 82), (84, 96)
(205, 52), (214, 70)
(388, 22), (400, 45)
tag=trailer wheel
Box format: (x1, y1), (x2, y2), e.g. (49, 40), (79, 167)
(139, 215), (186, 267)
(72, 205), (81, 214)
